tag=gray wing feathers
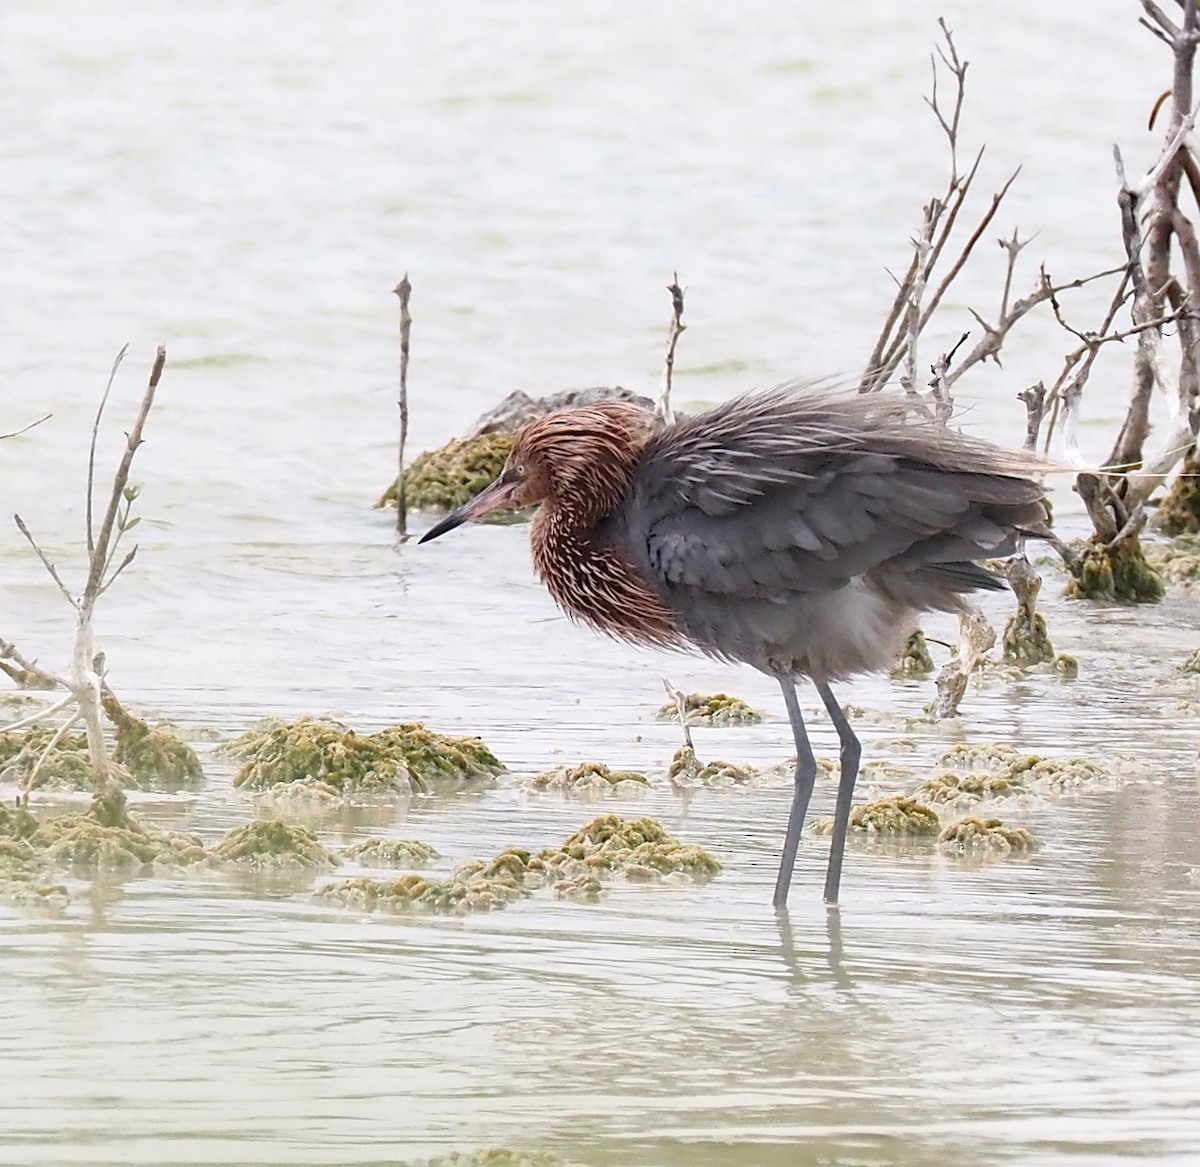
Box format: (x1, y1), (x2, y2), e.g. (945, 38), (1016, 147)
(627, 385), (1046, 603)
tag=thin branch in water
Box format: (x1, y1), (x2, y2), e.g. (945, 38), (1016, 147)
(24, 709), (83, 792)
(656, 275), (687, 426)
(662, 677), (695, 753)
(0, 413), (51, 440)
(392, 275), (412, 542)
(87, 343), (130, 558)
(98, 547), (138, 597)
(901, 203), (938, 399)
(928, 331), (970, 421)
(83, 346), (164, 607)
(13, 514), (78, 609)
(0, 638), (67, 690)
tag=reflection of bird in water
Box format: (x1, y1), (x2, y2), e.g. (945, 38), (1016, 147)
(421, 384), (1045, 905)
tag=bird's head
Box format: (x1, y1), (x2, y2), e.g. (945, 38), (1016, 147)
(418, 401), (653, 544)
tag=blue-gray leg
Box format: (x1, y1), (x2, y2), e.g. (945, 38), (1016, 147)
(816, 681), (862, 905)
(772, 676), (819, 909)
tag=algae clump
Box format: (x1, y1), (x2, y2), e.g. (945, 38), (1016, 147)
(938, 816), (1038, 854)
(525, 761), (649, 791)
(318, 815), (719, 917)
(340, 838), (440, 867)
(1147, 533), (1200, 585)
(27, 801), (207, 874)
(667, 745), (755, 786)
(319, 848), (530, 915)
(536, 813), (721, 881)
(418, 1149), (567, 1167)
(1001, 608), (1055, 666)
(211, 819), (338, 871)
(916, 770), (1031, 806)
(654, 692), (764, 726)
(811, 795), (940, 836)
(0, 725), (96, 790)
(891, 630), (934, 677)
(377, 432), (515, 512)
(1067, 536), (1164, 602)
(223, 715), (503, 796)
(101, 690), (204, 790)
(1154, 447), (1200, 535)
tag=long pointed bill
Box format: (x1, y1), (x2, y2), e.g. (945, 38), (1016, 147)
(418, 474), (522, 543)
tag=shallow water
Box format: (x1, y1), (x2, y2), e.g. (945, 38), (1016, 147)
(4, 1), (1200, 1164)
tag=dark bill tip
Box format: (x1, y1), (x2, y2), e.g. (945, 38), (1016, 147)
(418, 508), (469, 544)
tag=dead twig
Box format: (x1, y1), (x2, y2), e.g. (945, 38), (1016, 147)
(7, 346), (167, 802)
(656, 275), (687, 426)
(392, 275), (412, 542)
(0, 414), (51, 440)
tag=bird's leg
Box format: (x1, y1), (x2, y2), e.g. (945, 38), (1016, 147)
(773, 676), (819, 910)
(815, 681), (862, 905)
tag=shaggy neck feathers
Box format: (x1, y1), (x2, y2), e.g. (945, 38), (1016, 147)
(521, 404), (681, 648)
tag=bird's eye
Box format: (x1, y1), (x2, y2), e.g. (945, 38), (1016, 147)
(513, 462), (528, 477)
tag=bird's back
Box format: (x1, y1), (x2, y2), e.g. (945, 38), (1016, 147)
(619, 384), (1046, 680)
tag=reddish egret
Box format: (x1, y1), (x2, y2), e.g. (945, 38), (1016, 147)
(420, 385), (1046, 906)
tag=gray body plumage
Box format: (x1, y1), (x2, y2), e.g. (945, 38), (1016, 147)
(615, 385), (1046, 681)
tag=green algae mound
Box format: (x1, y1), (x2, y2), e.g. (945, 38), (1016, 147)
(917, 770), (1031, 806)
(654, 691), (764, 727)
(319, 814), (719, 916)
(811, 795), (940, 837)
(1182, 648), (1200, 674)
(377, 432), (515, 512)
(319, 848), (531, 915)
(539, 814), (721, 882)
(1001, 608), (1055, 666)
(211, 819), (338, 872)
(0, 725), (96, 790)
(223, 715), (503, 796)
(340, 838), (440, 868)
(1067, 536), (1164, 602)
(667, 745), (755, 787)
(20, 799), (207, 875)
(101, 690), (204, 790)
(935, 743), (1110, 795)
(0, 803), (68, 908)
(938, 816), (1038, 855)
(525, 760), (649, 792)
(1154, 447), (1200, 535)
(939, 742), (1031, 771)
(891, 630), (934, 677)
(1147, 533), (1200, 585)
(417, 1150), (568, 1167)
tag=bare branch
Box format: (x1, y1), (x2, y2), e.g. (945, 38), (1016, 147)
(87, 344), (130, 558)
(656, 274), (687, 426)
(13, 514), (78, 609)
(84, 346), (164, 607)
(901, 205), (938, 398)
(24, 709), (83, 792)
(872, 166), (1021, 391)
(98, 547), (138, 597)
(1142, 19), (1176, 48)
(0, 638), (67, 690)
(1018, 382), (1047, 450)
(0, 691), (74, 734)
(1141, 0), (1181, 38)
(662, 677), (695, 753)
(392, 275), (412, 542)
(0, 414), (51, 441)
